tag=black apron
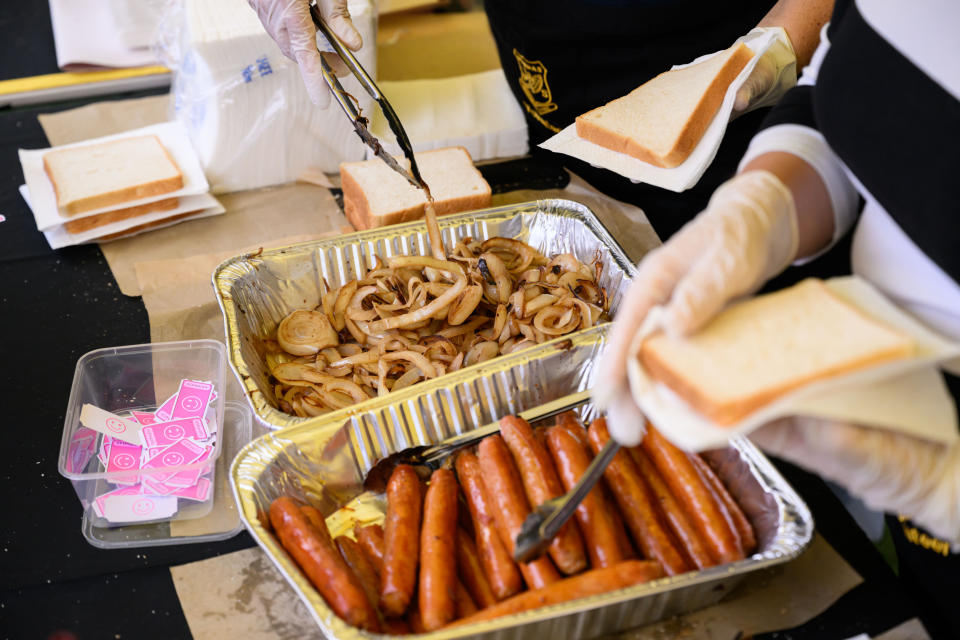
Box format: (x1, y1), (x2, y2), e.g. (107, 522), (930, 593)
(484, 0), (773, 239)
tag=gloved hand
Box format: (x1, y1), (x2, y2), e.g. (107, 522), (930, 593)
(734, 52), (778, 112)
(592, 170), (799, 445)
(733, 27), (797, 114)
(752, 417), (960, 549)
(248, 0), (363, 108)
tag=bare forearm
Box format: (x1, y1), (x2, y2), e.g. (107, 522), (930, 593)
(740, 152), (834, 259)
(757, 0), (833, 68)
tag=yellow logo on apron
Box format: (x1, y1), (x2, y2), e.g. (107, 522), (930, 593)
(513, 49), (561, 133)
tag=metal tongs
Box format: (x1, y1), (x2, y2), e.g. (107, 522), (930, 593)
(308, 4), (426, 191)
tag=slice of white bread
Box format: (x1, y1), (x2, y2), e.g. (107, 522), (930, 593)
(639, 279), (915, 425)
(43, 135), (184, 216)
(340, 146), (491, 231)
(575, 42), (754, 169)
(64, 197), (180, 234)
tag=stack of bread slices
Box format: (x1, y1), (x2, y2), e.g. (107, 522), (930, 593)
(21, 125), (223, 249)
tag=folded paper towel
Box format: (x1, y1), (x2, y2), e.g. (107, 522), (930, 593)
(168, 0), (376, 193)
(368, 70), (528, 162)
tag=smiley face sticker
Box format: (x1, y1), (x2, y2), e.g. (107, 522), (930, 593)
(180, 396), (202, 412)
(162, 452), (185, 466)
(105, 418), (127, 434)
(112, 453), (137, 470)
(163, 425), (185, 440)
(132, 498), (155, 516)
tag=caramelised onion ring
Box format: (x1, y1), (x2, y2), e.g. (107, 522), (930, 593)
(534, 304), (581, 335)
(276, 310), (339, 356)
(381, 350), (438, 379)
(322, 378), (371, 404)
(523, 293), (557, 318)
(272, 362), (339, 385)
(480, 237), (538, 273)
(464, 340), (499, 367)
(368, 276), (467, 332)
(447, 284), (483, 326)
(478, 252), (512, 304)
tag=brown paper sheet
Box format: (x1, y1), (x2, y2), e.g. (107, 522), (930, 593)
(37, 96), (350, 296)
(171, 533), (860, 640)
(135, 229), (353, 345)
(619, 534), (862, 639)
(171, 547), (319, 640)
(37, 95), (170, 145)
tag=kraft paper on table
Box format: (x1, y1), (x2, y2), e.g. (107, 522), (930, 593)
(37, 96), (350, 296)
(171, 533), (862, 640)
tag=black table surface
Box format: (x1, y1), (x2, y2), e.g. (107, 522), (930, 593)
(0, 93), (929, 639)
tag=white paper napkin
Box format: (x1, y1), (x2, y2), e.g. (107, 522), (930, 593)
(539, 29), (788, 192)
(48, 0), (160, 69)
(367, 70), (529, 162)
(626, 277), (960, 451)
(19, 121), (211, 231)
(19, 186), (225, 250)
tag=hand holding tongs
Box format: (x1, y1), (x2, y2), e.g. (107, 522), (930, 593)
(308, 4), (426, 191)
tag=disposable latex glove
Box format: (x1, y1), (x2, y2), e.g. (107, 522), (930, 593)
(248, 0), (363, 108)
(752, 417), (960, 549)
(592, 170), (799, 445)
(734, 27), (797, 114)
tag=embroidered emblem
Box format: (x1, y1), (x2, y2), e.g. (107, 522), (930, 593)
(513, 48), (561, 133)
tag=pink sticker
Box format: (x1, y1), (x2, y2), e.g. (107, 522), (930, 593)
(155, 393), (178, 422)
(93, 484), (144, 517)
(140, 475), (179, 495)
(106, 441), (142, 485)
(140, 417), (209, 448)
(67, 428), (97, 473)
(145, 446), (167, 459)
(142, 438), (205, 471)
(131, 411), (158, 426)
(172, 477), (213, 502)
(170, 380), (214, 420)
(102, 494), (178, 523)
(164, 446), (215, 488)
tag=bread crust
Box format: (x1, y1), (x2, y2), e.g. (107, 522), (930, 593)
(63, 197), (180, 234)
(96, 210), (201, 242)
(43, 134), (184, 216)
(576, 43), (754, 169)
(639, 279), (915, 425)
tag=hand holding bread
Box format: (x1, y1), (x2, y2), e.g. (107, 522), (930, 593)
(592, 170), (799, 434)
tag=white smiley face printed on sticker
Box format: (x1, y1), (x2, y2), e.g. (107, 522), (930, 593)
(106, 418), (127, 433)
(164, 425), (185, 440)
(180, 396), (202, 412)
(132, 498), (155, 516)
(113, 453), (137, 469)
(163, 452), (185, 466)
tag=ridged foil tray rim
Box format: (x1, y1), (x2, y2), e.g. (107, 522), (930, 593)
(230, 326), (814, 640)
(213, 198), (637, 432)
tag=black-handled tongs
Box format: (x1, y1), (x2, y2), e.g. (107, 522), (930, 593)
(308, 4), (426, 191)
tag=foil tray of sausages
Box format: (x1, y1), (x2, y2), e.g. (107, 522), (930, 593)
(231, 324), (814, 640)
(213, 199), (637, 430)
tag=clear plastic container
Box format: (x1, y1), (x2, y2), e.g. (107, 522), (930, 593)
(81, 401), (252, 548)
(59, 340), (228, 542)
